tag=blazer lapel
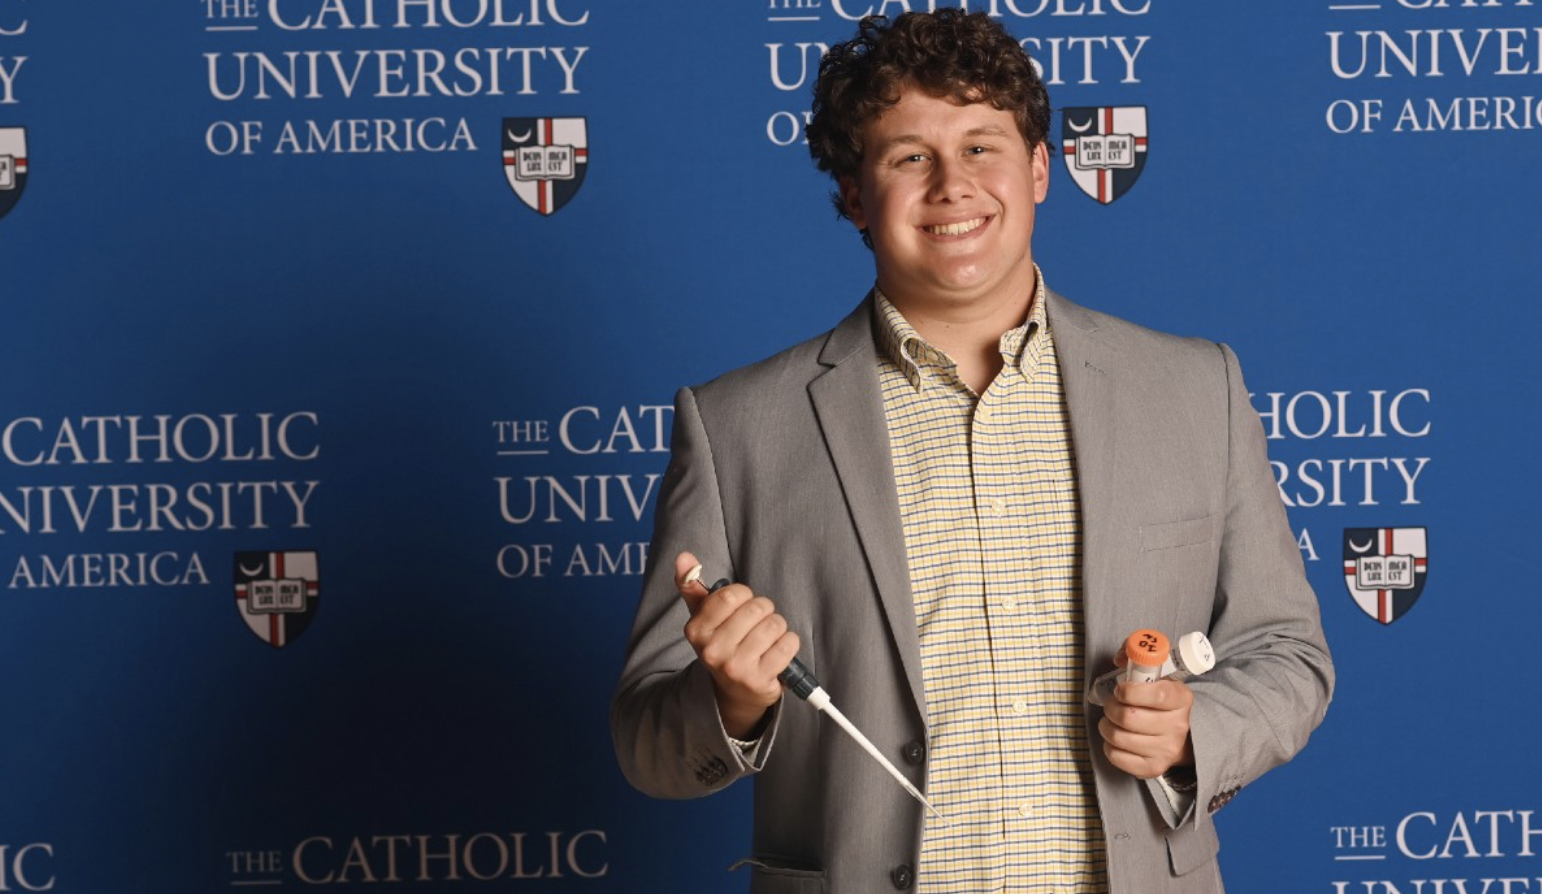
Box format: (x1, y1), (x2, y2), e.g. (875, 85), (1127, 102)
(1046, 289), (1121, 658)
(808, 298), (928, 722)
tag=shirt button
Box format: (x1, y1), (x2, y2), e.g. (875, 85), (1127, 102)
(1012, 698), (1030, 716)
(990, 497), (1007, 516)
(1018, 802), (1034, 818)
(1002, 596), (1017, 611)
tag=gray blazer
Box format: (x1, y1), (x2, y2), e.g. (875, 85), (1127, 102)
(612, 289), (1333, 893)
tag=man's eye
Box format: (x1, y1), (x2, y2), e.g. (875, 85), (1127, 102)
(966, 145), (990, 155)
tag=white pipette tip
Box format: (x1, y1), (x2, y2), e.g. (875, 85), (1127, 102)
(914, 784), (947, 826)
(686, 567), (947, 826)
(816, 697), (947, 826)
(919, 795), (949, 827)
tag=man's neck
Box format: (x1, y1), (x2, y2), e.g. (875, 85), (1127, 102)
(882, 271), (1038, 395)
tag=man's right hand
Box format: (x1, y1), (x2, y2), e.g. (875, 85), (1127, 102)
(675, 551), (800, 740)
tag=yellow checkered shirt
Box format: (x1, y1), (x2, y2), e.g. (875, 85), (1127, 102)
(875, 275), (1109, 893)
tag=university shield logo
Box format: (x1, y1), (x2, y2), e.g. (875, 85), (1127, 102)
(1342, 528), (1428, 625)
(234, 551), (321, 648)
(502, 117), (588, 216)
(1061, 107), (1147, 205)
(0, 127), (28, 222)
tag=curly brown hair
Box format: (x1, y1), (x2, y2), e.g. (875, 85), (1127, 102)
(806, 10), (1052, 222)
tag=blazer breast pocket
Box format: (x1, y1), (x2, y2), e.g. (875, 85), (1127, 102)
(1139, 516), (1213, 553)
(1135, 516), (1217, 612)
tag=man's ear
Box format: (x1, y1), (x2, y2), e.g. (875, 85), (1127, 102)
(838, 175), (866, 230)
(1032, 141), (1050, 204)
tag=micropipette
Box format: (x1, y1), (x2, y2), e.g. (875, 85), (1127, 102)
(686, 565), (945, 823)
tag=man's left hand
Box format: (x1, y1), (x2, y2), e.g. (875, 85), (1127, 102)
(1098, 679), (1195, 779)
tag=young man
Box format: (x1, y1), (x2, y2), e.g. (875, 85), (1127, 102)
(612, 11), (1332, 893)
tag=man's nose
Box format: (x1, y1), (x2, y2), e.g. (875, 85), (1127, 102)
(927, 156), (975, 202)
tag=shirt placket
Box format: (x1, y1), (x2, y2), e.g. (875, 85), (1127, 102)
(912, 350), (1001, 893)
(976, 369), (1041, 892)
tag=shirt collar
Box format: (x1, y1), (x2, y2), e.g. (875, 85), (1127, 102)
(873, 266), (1049, 392)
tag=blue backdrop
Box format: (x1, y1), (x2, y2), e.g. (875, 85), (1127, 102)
(2, 1), (1538, 891)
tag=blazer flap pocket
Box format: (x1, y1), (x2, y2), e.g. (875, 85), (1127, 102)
(1165, 816), (1220, 876)
(1140, 516), (1213, 553)
(731, 857), (825, 893)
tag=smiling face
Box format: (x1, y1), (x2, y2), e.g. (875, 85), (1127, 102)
(840, 86), (1049, 322)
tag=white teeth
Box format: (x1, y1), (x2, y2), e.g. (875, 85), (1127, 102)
(926, 218), (984, 236)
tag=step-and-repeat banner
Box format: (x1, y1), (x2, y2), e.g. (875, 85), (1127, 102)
(3, 1), (1537, 891)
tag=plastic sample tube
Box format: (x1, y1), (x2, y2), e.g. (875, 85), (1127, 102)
(1169, 631), (1216, 679)
(1086, 630), (1215, 706)
(1122, 629), (1171, 683)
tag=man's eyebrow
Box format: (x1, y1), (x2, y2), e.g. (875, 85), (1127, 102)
(873, 125), (1014, 149)
(871, 134), (926, 149)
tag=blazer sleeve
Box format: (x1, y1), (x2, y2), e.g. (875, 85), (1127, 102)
(1182, 342), (1335, 820)
(609, 386), (782, 799)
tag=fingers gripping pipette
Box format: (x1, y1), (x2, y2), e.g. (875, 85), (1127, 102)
(686, 565), (945, 823)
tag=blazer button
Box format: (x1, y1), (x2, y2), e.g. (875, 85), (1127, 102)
(902, 740), (926, 766)
(891, 864), (914, 889)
